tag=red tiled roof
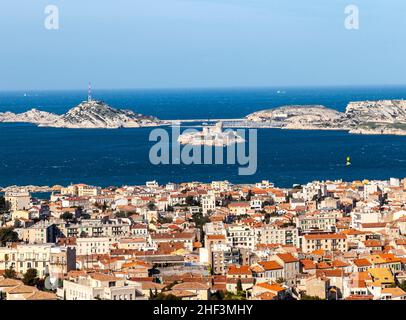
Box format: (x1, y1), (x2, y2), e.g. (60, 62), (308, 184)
(227, 265), (252, 276)
(276, 253), (299, 263)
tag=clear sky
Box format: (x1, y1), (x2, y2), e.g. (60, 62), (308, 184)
(0, 0), (405, 90)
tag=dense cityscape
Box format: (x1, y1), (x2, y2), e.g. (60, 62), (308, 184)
(0, 178), (406, 300)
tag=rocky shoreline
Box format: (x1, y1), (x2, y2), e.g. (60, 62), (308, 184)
(244, 99), (406, 136)
(2, 98), (406, 135)
(0, 100), (165, 129)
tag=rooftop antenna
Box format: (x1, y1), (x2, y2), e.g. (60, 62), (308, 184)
(88, 82), (92, 102)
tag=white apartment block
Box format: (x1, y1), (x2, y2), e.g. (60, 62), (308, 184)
(61, 219), (131, 238)
(76, 237), (112, 256)
(351, 210), (381, 229)
(201, 194), (216, 215)
(226, 224), (255, 250)
(256, 224), (299, 247)
(211, 180), (230, 190)
(61, 274), (144, 300)
(297, 213), (336, 233)
(0, 244), (75, 277)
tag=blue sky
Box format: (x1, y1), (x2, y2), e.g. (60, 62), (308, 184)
(0, 0), (405, 90)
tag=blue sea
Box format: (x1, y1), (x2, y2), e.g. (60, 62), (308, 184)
(1, 86), (406, 188)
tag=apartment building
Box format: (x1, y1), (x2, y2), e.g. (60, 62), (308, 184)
(5, 190), (30, 211)
(301, 233), (348, 253)
(76, 237), (112, 256)
(0, 244), (75, 277)
(256, 224), (299, 247)
(211, 244), (240, 275)
(20, 221), (58, 244)
(297, 213), (336, 233)
(60, 219), (131, 238)
(61, 273), (144, 300)
(351, 210), (381, 229)
(61, 184), (100, 197)
(201, 194), (216, 215)
(151, 232), (195, 252)
(226, 224), (255, 250)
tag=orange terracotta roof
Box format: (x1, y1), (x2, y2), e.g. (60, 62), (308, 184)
(304, 233), (346, 240)
(300, 259), (316, 270)
(258, 261), (283, 271)
(255, 282), (285, 292)
(227, 265), (252, 275)
(276, 253), (299, 263)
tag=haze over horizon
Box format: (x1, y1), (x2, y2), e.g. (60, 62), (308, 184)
(1, 0), (405, 91)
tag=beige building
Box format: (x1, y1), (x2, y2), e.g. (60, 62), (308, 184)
(151, 232), (195, 252)
(0, 244), (75, 277)
(256, 224), (299, 247)
(305, 275), (329, 299)
(170, 282), (209, 300)
(297, 213), (336, 233)
(270, 253), (300, 285)
(60, 219), (131, 238)
(20, 221), (57, 244)
(302, 233), (348, 253)
(5, 190), (30, 212)
(11, 210), (32, 221)
(61, 273), (145, 300)
(76, 237), (112, 256)
(117, 237), (151, 251)
(61, 184), (99, 197)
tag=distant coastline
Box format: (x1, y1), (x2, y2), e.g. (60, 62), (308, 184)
(2, 95), (406, 135)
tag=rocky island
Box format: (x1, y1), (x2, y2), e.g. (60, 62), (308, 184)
(0, 100), (165, 129)
(245, 99), (406, 135)
(178, 122), (245, 146)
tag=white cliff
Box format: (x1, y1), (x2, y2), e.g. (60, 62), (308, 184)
(245, 99), (406, 135)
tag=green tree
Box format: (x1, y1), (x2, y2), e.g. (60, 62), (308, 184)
(0, 196), (7, 212)
(276, 277), (285, 284)
(397, 281), (406, 292)
(151, 293), (181, 300)
(224, 291), (246, 300)
(158, 214), (173, 224)
(147, 202), (157, 210)
(186, 196), (199, 206)
(13, 219), (22, 228)
(115, 211), (128, 218)
(22, 268), (39, 286)
(0, 227), (19, 246)
(162, 281), (180, 291)
(60, 212), (73, 221)
(245, 190), (254, 201)
(211, 290), (225, 300)
(236, 279), (243, 293)
(192, 212), (210, 230)
(148, 288), (160, 300)
(79, 231), (88, 237)
(4, 267), (17, 279)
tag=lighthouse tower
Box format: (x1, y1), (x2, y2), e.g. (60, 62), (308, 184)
(88, 82), (92, 102)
